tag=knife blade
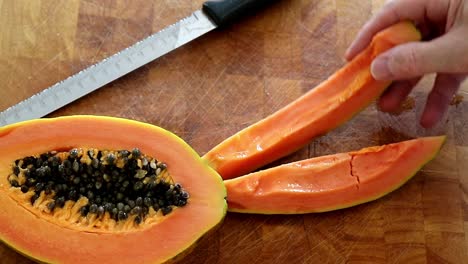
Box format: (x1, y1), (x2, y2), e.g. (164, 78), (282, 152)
(0, 0), (275, 127)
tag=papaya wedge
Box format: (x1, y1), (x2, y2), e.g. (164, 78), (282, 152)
(224, 136), (446, 214)
(203, 21), (422, 180)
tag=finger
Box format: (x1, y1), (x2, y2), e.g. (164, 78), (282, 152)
(370, 31), (468, 80)
(345, 0), (453, 60)
(420, 74), (466, 128)
(378, 77), (421, 112)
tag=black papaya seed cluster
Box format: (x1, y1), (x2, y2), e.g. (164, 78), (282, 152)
(8, 148), (189, 224)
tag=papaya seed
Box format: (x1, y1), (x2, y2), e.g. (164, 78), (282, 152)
(111, 208), (118, 219)
(150, 160), (157, 169)
(13, 166), (20, 176)
(131, 206), (141, 215)
(141, 206), (149, 216)
(116, 192), (124, 201)
(72, 160), (80, 173)
(47, 201), (56, 212)
(89, 204), (98, 214)
(134, 170), (147, 179)
(135, 197), (143, 206)
(158, 163), (167, 170)
(91, 158), (99, 169)
(73, 177), (81, 185)
(69, 149), (79, 159)
(35, 182), (45, 193)
(117, 211), (127, 221)
(152, 203), (160, 211)
(103, 174), (111, 182)
(161, 206), (172, 216)
(80, 206), (88, 216)
(9, 179), (19, 187)
(26, 178), (36, 187)
(133, 181), (143, 191)
(119, 150), (130, 158)
(134, 215), (142, 224)
(104, 203), (113, 212)
(97, 206), (105, 216)
(144, 197), (152, 207)
(131, 148), (141, 159)
(30, 194), (39, 204)
(56, 197), (65, 207)
(44, 185), (53, 195)
(68, 190), (78, 201)
(106, 153), (116, 165)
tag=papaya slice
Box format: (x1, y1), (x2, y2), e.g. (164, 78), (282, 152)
(224, 136), (445, 214)
(203, 21), (422, 180)
(0, 116), (227, 264)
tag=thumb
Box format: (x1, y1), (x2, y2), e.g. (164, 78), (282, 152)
(370, 31), (468, 80)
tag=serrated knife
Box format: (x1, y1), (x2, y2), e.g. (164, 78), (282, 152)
(0, 0), (275, 127)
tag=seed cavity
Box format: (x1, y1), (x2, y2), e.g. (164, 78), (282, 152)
(7, 147), (189, 229)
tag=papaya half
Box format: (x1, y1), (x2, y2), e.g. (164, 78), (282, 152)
(224, 136), (446, 214)
(202, 21), (422, 180)
(0, 115), (227, 264)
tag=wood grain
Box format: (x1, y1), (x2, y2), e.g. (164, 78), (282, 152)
(1, 0), (468, 263)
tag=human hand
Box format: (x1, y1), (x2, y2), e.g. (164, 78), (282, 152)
(345, 0), (468, 128)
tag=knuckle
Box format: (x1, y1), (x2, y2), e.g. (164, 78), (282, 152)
(448, 30), (468, 72)
(388, 45), (421, 77)
(451, 36), (468, 72)
(405, 46), (420, 74)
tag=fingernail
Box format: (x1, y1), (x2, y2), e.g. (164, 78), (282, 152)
(371, 57), (392, 80)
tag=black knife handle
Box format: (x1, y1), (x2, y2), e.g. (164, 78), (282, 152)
(202, 0), (275, 27)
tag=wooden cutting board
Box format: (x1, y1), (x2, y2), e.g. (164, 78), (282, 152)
(1, 0), (467, 263)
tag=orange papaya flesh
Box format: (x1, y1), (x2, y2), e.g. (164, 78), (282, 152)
(224, 136), (445, 214)
(0, 116), (227, 264)
(202, 21), (422, 180)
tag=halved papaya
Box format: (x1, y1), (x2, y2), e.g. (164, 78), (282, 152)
(224, 136), (445, 214)
(202, 21), (422, 180)
(0, 115), (227, 264)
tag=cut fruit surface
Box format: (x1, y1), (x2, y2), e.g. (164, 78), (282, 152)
(0, 115), (227, 264)
(224, 136), (445, 214)
(203, 21), (422, 179)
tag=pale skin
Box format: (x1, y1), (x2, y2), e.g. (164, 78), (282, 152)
(345, 0), (468, 128)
